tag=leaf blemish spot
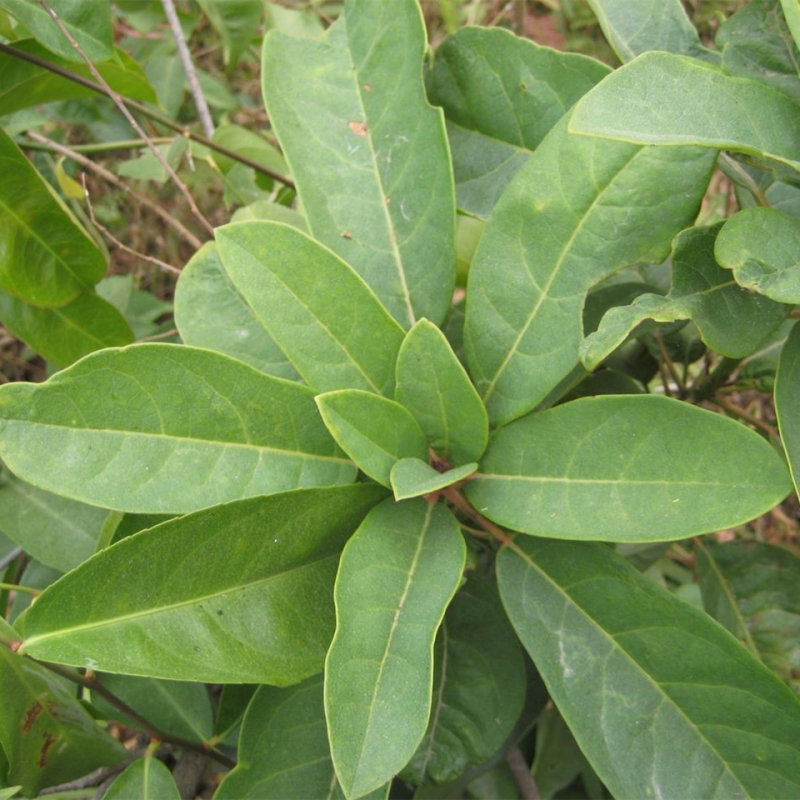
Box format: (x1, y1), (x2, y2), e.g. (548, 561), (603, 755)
(348, 121), (368, 137)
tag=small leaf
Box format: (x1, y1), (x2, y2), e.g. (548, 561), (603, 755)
(498, 538), (800, 799)
(195, 0), (262, 66)
(390, 458), (477, 501)
(569, 51), (800, 173)
(316, 390), (428, 487)
(716, 207), (800, 303)
(395, 319), (488, 465)
(16, 485), (385, 682)
(466, 395), (792, 542)
(262, 0), (456, 327)
(780, 0), (800, 53)
(211, 123), (289, 179)
(0, 646), (125, 797)
(216, 222), (405, 395)
(776, 319), (800, 495)
(0, 344), (354, 514)
(326, 498), (466, 798)
(104, 756), (180, 800)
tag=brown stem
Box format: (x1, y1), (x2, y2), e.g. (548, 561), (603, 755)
(442, 486), (514, 547)
(711, 395), (778, 438)
(506, 746), (540, 800)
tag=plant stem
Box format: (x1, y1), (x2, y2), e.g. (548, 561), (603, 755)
(719, 153), (771, 207)
(712, 394), (778, 438)
(689, 356), (741, 401)
(23, 137), (174, 154)
(443, 486), (514, 546)
(513, 0), (527, 36)
(0, 583), (37, 595)
(0, 547), (24, 571)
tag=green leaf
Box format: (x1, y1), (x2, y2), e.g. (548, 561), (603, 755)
(396, 319), (488, 465)
(0, 288), (134, 367)
(211, 123), (289, 179)
(466, 395), (792, 542)
(0, 646), (125, 797)
(390, 458), (477, 502)
(464, 113), (716, 424)
(716, 207), (800, 303)
(580, 224), (791, 369)
(696, 540), (800, 690)
(16, 485), (385, 682)
(0, 40), (156, 115)
(569, 51), (800, 173)
(0, 344), (354, 514)
(215, 222), (405, 395)
(262, 0), (456, 327)
(195, 0), (262, 66)
(326, 498), (466, 798)
(426, 28), (609, 216)
(0, 0), (114, 62)
(0, 464), (107, 572)
(776, 320), (800, 495)
(530, 704), (589, 800)
(104, 756), (180, 800)
(0, 617), (19, 646)
(316, 390), (428, 487)
(217, 677), (389, 799)
(402, 574), (525, 786)
(0, 127), (106, 307)
(586, 0), (713, 62)
(498, 538), (800, 799)
(174, 242), (300, 380)
(780, 0), (800, 53)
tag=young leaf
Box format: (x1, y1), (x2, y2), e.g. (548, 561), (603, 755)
(216, 222), (405, 395)
(104, 756), (180, 800)
(464, 113), (716, 424)
(16, 485), (386, 683)
(174, 242), (300, 380)
(580, 224), (791, 369)
(0, 344), (355, 514)
(0, 646), (125, 797)
(326, 498), (467, 798)
(262, 0), (456, 327)
(498, 538), (800, 799)
(466, 395), (793, 542)
(715, 207), (800, 304)
(0, 127), (106, 307)
(395, 319), (488, 465)
(216, 677), (389, 799)
(390, 458), (477, 502)
(316, 390), (428, 487)
(569, 51), (800, 173)
(776, 320), (800, 495)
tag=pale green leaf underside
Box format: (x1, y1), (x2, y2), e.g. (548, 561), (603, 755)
(0, 344), (354, 514)
(498, 538), (800, 799)
(390, 458), (477, 501)
(716, 208), (800, 304)
(569, 51), (800, 173)
(16, 486), (385, 683)
(104, 757), (181, 800)
(262, 0), (456, 328)
(326, 498), (466, 798)
(466, 395), (792, 542)
(780, 0), (800, 53)
(216, 222), (405, 395)
(776, 321), (800, 496)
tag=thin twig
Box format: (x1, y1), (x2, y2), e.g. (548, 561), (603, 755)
(719, 153), (771, 208)
(506, 746), (540, 800)
(712, 395), (779, 438)
(39, 756), (139, 795)
(654, 331), (685, 393)
(443, 486), (514, 546)
(37, 0), (214, 236)
(160, 0), (215, 138)
(689, 356), (741, 402)
(0, 582), (38, 595)
(513, 0), (527, 36)
(26, 131), (203, 250)
(0, 547), (24, 571)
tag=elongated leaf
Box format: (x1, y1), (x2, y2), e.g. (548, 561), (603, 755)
(466, 395), (792, 542)
(217, 677), (389, 799)
(16, 485), (385, 682)
(0, 646), (125, 796)
(580, 224), (790, 369)
(0, 0), (113, 62)
(587, 0), (713, 62)
(780, 0), (800, 52)
(0, 465), (107, 572)
(0, 127), (106, 307)
(326, 498), (466, 798)
(402, 575), (526, 786)
(569, 51), (800, 173)
(390, 458), (477, 502)
(0, 344), (355, 513)
(696, 540), (800, 690)
(0, 288), (134, 367)
(464, 113), (716, 424)
(716, 207), (800, 303)
(316, 390), (428, 487)
(196, 0), (262, 66)
(0, 617), (19, 645)
(396, 319), (488, 466)
(104, 756), (180, 800)
(174, 243), (299, 380)
(262, 0), (456, 327)
(776, 320), (800, 494)
(216, 222), (405, 394)
(426, 28), (609, 216)
(498, 538), (800, 799)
